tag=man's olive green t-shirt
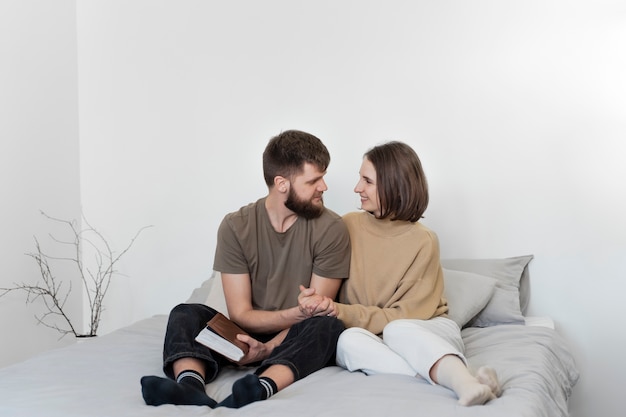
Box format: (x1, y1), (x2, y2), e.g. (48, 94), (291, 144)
(213, 198), (351, 311)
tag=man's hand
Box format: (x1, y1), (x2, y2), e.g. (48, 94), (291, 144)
(298, 285), (337, 317)
(234, 328), (289, 365)
(234, 334), (271, 365)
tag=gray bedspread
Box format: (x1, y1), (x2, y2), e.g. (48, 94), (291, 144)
(0, 314), (579, 417)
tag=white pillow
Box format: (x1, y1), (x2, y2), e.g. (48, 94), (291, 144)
(442, 268), (497, 328)
(441, 255), (534, 327)
(186, 271), (229, 317)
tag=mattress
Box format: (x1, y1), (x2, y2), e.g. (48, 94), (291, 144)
(0, 313), (579, 417)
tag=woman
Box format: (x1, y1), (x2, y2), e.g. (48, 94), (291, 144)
(299, 141), (501, 406)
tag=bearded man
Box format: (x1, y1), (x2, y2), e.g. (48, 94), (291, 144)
(141, 130), (351, 409)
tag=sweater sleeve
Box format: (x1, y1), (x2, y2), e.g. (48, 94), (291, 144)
(335, 230), (447, 335)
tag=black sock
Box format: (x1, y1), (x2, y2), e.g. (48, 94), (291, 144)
(140, 373), (216, 407)
(259, 376), (278, 399)
(217, 374), (278, 408)
(177, 370), (206, 392)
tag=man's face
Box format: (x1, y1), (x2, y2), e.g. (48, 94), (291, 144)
(284, 162), (328, 219)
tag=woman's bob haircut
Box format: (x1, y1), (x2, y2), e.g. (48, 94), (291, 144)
(364, 141), (429, 222)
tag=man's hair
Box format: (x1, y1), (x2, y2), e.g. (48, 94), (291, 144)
(263, 130), (330, 187)
(364, 141), (429, 222)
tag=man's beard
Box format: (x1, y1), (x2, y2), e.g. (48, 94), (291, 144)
(284, 188), (324, 220)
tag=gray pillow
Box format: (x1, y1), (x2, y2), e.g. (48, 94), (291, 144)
(442, 268), (497, 328)
(441, 255), (534, 327)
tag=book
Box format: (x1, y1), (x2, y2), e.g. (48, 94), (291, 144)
(195, 312), (250, 362)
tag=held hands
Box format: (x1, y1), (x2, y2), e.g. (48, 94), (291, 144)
(232, 286), (337, 365)
(298, 285), (337, 318)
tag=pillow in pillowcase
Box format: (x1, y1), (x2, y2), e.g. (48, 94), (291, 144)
(442, 268), (497, 328)
(441, 255), (533, 327)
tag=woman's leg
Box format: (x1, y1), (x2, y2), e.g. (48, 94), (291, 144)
(336, 327), (416, 376)
(430, 354), (496, 405)
(383, 318), (499, 406)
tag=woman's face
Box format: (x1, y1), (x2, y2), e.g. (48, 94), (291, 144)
(354, 157), (380, 216)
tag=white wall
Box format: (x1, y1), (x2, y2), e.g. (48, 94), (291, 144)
(3, 1), (625, 416)
(75, 3), (626, 417)
(0, 0), (81, 366)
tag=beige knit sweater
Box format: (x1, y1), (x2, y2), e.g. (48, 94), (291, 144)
(336, 211), (448, 335)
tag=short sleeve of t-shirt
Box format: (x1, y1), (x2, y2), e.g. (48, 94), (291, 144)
(308, 212), (352, 279)
(213, 202), (256, 275)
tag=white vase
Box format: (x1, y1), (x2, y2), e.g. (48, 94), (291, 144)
(75, 335), (97, 344)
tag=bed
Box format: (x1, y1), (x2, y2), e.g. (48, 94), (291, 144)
(0, 255), (579, 417)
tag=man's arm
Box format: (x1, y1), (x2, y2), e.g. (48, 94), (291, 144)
(222, 271), (342, 363)
(221, 272), (309, 334)
(309, 272), (343, 298)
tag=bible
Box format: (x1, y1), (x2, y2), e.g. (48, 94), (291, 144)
(194, 312), (249, 362)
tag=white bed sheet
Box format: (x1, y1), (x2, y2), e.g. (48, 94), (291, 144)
(0, 314), (579, 417)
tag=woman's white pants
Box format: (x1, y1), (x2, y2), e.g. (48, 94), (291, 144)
(335, 317), (466, 384)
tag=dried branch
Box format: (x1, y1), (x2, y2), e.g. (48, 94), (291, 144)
(0, 211), (152, 338)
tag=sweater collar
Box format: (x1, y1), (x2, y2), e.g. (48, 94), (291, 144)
(360, 211), (416, 237)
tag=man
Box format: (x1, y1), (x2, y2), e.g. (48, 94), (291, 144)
(141, 130), (351, 408)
